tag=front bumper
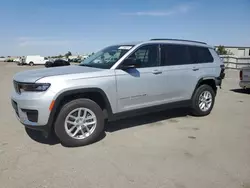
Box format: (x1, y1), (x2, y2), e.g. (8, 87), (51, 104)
(11, 90), (56, 133)
(239, 81), (250, 88)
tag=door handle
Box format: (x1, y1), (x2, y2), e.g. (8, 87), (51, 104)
(152, 70), (162, 74)
(192, 68), (199, 71)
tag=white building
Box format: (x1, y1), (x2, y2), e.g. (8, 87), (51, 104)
(216, 46), (250, 57)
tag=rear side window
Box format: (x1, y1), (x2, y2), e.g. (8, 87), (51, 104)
(160, 44), (192, 66)
(189, 46), (214, 63)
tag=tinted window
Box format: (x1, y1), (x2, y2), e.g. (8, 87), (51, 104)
(160, 44), (192, 66)
(189, 46), (214, 63)
(127, 44), (159, 68)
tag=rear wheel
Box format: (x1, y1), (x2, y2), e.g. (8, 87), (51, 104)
(45, 61), (53, 68)
(54, 99), (104, 147)
(29, 61), (34, 66)
(244, 88), (250, 93)
(191, 84), (215, 116)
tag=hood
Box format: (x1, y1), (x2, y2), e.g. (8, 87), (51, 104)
(13, 65), (103, 83)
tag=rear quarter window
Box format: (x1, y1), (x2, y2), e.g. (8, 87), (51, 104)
(189, 46), (214, 64)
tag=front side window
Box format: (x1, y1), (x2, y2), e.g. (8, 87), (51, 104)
(79, 45), (134, 69)
(126, 44), (159, 68)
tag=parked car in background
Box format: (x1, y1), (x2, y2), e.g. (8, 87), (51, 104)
(11, 38), (225, 147)
(13, 58), (21, 63)
(68, 58), (81, 63)
(4, 58), (14, 62)
(82, 55), (89, 60)
(239, 66), (250, 90)
(19, 55), (49, 66)
(45, 59), (70, 68)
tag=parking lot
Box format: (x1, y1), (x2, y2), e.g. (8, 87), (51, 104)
(0, 62), (250, 188)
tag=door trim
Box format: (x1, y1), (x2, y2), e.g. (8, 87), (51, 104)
(108, 99), (192, 121)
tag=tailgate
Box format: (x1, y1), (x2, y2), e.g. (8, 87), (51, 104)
(242, 68), (250, 82)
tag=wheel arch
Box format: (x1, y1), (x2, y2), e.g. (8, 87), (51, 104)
(192, 77), (217, 98)
(47, 88), (113, 131)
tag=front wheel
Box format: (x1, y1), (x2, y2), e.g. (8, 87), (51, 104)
(191, 84), (215, 116)
(54, 99), (105, 147)
(29, 62), (34, 66)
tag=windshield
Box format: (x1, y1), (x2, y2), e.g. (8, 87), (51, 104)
(79, 45), (134, 69)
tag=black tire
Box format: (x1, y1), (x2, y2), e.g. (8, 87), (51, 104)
(54, 99), (104, 147)
(29, 62), (34, 66)
(191, 84), (215, 116)
(45, 61), (53, 68)
(244, 88), (250, 94)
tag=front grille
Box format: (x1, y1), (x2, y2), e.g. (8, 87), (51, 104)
(13, 81), (21, 94)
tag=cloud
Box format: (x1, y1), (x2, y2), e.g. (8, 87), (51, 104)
(121, 4), (192, 16)
(17, 37), (83, 47)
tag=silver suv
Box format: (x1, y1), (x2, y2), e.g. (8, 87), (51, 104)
(11, 39), (225, 147)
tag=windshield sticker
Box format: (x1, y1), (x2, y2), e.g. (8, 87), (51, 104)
(118, 46), (133, 50)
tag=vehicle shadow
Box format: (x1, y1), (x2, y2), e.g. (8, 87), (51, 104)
(25, 127), (106, 147)
(25, 128), (60, 145)
(25, 108), (190, 146)
(105, 108), (190, 132)
(231, 88), (250, 95)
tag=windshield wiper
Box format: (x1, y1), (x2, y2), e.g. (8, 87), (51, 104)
(79, 64), (93, 67)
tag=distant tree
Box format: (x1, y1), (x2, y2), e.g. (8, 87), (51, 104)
(216, 45), (230, 55)
(65, 51), (72, 58)
(0, 56), (5, 58)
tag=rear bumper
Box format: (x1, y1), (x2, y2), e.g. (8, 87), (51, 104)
(215, 78), (222, 87)
(215, 70), (225, 87)
(239, 81), (250, 88)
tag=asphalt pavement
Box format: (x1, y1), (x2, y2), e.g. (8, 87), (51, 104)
(0, 63), (250, 188)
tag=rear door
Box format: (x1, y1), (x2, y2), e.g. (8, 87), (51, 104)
(189, 45), (216, 81)
(39, 57), (46, 64)
(159, 44), (199, 102)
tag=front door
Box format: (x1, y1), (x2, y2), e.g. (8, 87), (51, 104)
(115, 44), (166, 112)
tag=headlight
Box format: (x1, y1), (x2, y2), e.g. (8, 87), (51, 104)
(19, 83), (51, 92)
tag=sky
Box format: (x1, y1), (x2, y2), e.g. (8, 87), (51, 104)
(0, 0), (249, 56)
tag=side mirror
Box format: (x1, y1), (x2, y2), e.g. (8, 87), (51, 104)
(120, 58), (137, 69)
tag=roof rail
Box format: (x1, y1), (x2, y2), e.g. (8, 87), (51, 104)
(150, 38), (207, 45)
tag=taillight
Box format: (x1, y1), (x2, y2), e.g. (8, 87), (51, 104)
(220, 64), (225, 79)
(240, 70), (243, 80)
(220, 64), (225, 69)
